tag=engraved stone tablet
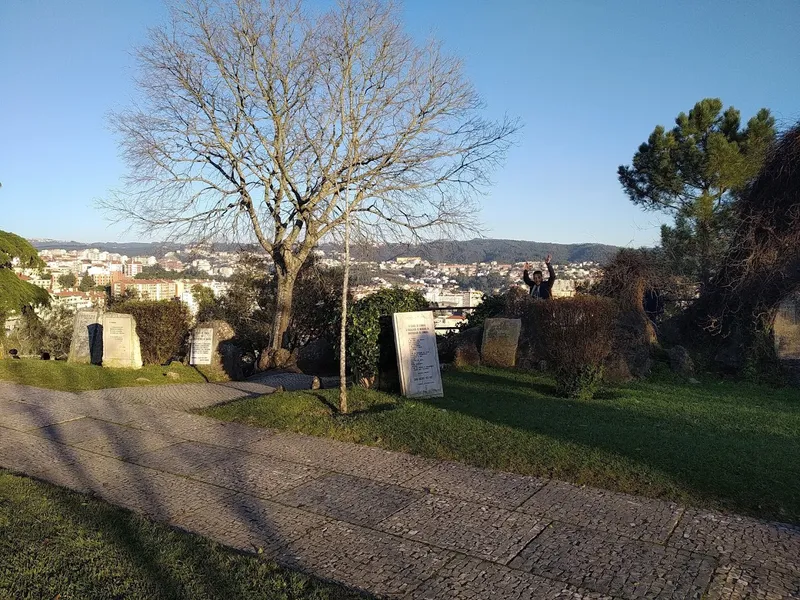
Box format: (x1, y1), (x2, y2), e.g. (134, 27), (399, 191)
(392, 311), (443, 398)
(101, 312), (143, 369)
(189, 327), (214, 365)
(481, 318), (522, 368)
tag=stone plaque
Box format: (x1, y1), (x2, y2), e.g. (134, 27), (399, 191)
(68, 309), (103, 364)
(392, 311), (443, 398)
(101, 312), (143, 369)
(189, 327), (214, 365)
(481, 318), (522, 368)
(775, 292), (800, 360)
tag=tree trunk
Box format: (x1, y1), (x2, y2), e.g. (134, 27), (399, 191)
(697, 216), (712, 291)
(339, 213), (351, 414)
(270, 266), (298, 353)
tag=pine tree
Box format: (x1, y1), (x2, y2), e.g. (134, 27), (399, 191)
(618, 98), (775, 284)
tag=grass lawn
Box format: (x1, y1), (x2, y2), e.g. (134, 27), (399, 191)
(0, 469), (367, 600)
(203, 365), (800, 524)
(0, 358), (212, 392)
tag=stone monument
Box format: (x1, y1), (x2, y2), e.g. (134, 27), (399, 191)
(392, 310), (443, 398)
(775, 292), (800, 360)
(101, 312), (143, 369)
(189, 327), (214, 365)
(68, 309), (104, 365)
(481, 318), (522, 368)
(192, 320), (242, 380)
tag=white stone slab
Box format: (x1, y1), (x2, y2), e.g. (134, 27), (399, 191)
(392, 311), (443, 398)
(189, 328), (214, 366)
(101, 312), (143, 369)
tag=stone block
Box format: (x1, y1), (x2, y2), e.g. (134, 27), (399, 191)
(192, 320), (242, 379)
(101, 312), (143, 369)
(68, 309), (103, 364)
(481, 318), (522, 368)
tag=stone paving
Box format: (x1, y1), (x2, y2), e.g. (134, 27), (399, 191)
(1, 380), (799, 599)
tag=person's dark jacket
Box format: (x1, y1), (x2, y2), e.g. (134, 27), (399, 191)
(523, 262), (556, 299)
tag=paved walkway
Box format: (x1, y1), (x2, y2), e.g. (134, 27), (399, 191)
(0, 380), (798, 599)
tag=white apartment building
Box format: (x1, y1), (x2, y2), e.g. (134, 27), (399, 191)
(123, 262), (143, 277)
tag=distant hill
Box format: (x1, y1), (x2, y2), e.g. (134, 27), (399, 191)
(29, 240), (182, 258)
(322, 239), (619, 265)
(29, 238), (619, 264)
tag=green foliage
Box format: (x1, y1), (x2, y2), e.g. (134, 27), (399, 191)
(287, 260), (347, 348)
(553, 364), (604, 400)
(58, 272), (77, 288)
(0, 232), (50, 343)
(78, 274), (95, 291)
(348, 288), (428, 382)
(198, 254), (346, 353)
(5, 306), (73, 358)
(0, 270), (50, 316)
(196, 253), (273, 352)
(191, 284), (216, 318)
(113, 300), (191, 365)
(461, 293), (506, 329)
(618, 98), (776, 282)
(527, 296), (618, 399)
(0, 231), (44, 269)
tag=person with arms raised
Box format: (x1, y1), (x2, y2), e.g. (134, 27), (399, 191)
(523, 254), (556, 299)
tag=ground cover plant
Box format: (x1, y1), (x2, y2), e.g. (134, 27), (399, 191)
(0, 470), (367, 600)
(0, 359), (210, 392)
(203, 365), (800, 524)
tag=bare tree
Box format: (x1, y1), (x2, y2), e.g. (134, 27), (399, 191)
(106, 0), (519, 356)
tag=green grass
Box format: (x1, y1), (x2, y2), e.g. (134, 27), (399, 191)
(203, 365), (800, 523)
(0, 358), (212, 392)
(0, 470), (368, 600)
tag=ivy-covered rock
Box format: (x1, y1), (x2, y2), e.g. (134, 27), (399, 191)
(348, 288), (428, 385)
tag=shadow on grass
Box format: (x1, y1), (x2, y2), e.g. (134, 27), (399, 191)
(428, 368), (800, 522)
(191, 364), (210, 383)
(0, 392), (370, 599)
(0, 470), (368, 600)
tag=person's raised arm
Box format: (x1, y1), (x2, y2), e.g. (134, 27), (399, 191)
(545, 253), (556, 283)
(522, 262), (534, 287)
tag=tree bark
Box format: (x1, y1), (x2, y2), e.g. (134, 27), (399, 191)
(270, 264), (298, 353)
(339, 213), (351, 414)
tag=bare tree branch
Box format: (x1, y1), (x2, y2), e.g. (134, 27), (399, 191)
(103, 0), (520, 350)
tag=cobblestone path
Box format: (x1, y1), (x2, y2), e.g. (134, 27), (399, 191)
(1, 381), (798, 599)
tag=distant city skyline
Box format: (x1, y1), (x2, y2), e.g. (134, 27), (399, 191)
(2, 0), (798, 246)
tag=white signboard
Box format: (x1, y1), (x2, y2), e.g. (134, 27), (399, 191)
(189, 328), (214, 366)
(100, 312), (142, 369)
(392, 311), (443, 398)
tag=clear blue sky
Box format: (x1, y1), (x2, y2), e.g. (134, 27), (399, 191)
(2, 0), (798, 246)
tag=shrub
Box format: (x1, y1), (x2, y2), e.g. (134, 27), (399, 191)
(288, 261), (347, 349)
(461, 292), (506, 330)
(195, 253), (273, 354)
(348, 288), (428, 384)
(113, 300), (190, 365)
(200, 255), (347, 355)
(5, 305), (74, 359)
(528, 296), (618, 399)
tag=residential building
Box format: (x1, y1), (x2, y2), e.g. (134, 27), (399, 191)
(112, 279), (178, 301)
